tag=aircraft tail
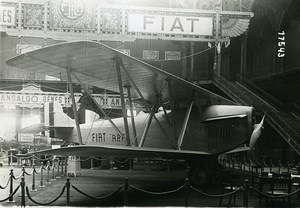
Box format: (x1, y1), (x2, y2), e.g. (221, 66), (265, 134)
(18, 102), (76, 143)
(44, 102), (75, 127)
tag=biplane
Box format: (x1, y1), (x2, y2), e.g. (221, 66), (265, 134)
(6, 41), (264, 184)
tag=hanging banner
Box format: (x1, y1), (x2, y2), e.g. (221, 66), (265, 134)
(127, 13), (213, 36)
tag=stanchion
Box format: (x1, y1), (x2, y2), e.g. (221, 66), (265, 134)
(20, 177), (26, 207)
(39, 163), (45, 188)
(7, 169), (15, 203)
(243, 179), (249, 207)
(56, 160), (61, 178)
(22, 165), (25, 178)
(184, 178), (189, 207)
(110, 159), (114, 170)
(10, 153), (13, 167)
(66, 178), (70, 206)
(64, 158), (68, 177)
(51, 159), (56, 181)
(31, 164), (37, 191)
(129, 158), (133, 170)
(90, 157), (94, 170)
(46, 161), (51, 184)
(61, 159), (64, 177)
(123, 177), (128, 206)
(32, 155), (35, 168)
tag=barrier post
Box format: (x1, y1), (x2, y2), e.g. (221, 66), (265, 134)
(20, 177), (26, 207)
(8, 169), (15, 203)
(110, 159), (114, 170)
(64, 158), (68, 176)
(32, 164), (37, 191)
(61, 159), (64, 176)
(39, 162), (45, 187)
(51, 159), (56, 181)
(66, 178), (70, 206)
(21, 165), (25, 180)
(243, 179), (249, 207)
(184, 178), (189, 207)
(32, 155), (35, 168)
(129, 158), (133, 170)
(90, 157), (94, 170)
(46, 161), (51, 184)
(10, 153), (13, 167)
(123, 177), (129, 206)
(56, 160), (61, 178)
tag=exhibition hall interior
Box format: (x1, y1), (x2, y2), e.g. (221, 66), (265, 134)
(0, 0), (300, 207)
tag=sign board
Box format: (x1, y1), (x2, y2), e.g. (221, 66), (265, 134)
(0, 93), (66, 105)
(0, 1), (254, 42)
(165, 51), (181, 60)
(19, 133), (34, 143)
(128, 13), (213, 36)
(143, 50), (159, 60)
(0, 6), (16, 26)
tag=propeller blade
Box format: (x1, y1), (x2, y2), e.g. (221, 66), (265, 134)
(249, 113), (266, 149)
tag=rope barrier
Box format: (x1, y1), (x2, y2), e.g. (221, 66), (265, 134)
(23, 169), (34, 176)
(130, 185), (184, 195)
(72, 184), (123, 200)
(34, 165), (43, 174)
(115, 158), (131, 164)
(190, 186), (243, 198)
(250, 186), (300, 198)
(26, 185), (66, 205)
(0, 185), (20, 202)
(91, 157), (113, 161)
(13, 171), (23, 180)
(0, 177), (10, 189)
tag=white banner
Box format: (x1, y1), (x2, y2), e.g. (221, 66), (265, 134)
(0, 6), (16, 26)
(0, 93), (66, 105)
(19, 133), (34, 143)
(128, 13), (213, 36)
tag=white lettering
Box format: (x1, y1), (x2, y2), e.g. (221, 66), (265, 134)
(128, 13), (213, 36)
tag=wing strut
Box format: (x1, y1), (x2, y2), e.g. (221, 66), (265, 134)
(66, 68), (83, 145)
(115, 58), (131, 146)
(126, 85), (138, 147)
(167, 79), (178, 147)
(70, 70), (124, 137)
(119, 61), (150, 111)
(138, 96), (160, 147)
(177, 101), (194, 150)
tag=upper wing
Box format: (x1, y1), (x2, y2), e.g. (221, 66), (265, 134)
(6, 41), (233, 106)
(31, 144), (212, 158)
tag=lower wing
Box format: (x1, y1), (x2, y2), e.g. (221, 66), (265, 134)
(31, 144), (212, 159)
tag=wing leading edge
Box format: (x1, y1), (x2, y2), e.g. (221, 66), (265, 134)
(31, 144), (212, 158)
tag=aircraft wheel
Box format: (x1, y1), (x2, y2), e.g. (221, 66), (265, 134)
(189, 168), (211, 186)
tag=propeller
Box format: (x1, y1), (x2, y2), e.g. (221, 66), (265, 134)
(249, 113), (266, 149)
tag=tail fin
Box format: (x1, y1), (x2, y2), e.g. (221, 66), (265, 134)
(44, 102), (75, 127)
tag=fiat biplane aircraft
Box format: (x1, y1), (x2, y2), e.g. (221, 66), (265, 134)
(6, 41), (265, 184)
